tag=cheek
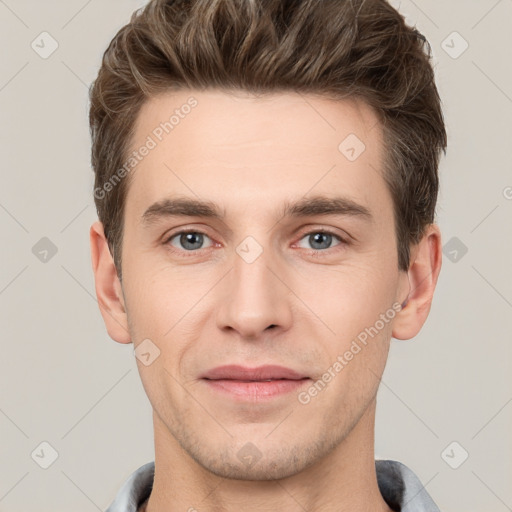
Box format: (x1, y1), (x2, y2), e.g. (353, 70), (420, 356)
(125, 270), (200, 409)
(301, 265), (395, 415)
(124, 262), (215, 359)
(294, 259), (398, 342)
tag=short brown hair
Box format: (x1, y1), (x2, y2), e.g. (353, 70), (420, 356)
(89, 0), (447, 281)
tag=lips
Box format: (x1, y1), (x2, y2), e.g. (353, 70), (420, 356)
(201, 365), (310, 401)
(201, 364), (308, 381)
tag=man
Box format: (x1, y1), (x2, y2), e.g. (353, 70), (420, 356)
(89, 0), (446, 510)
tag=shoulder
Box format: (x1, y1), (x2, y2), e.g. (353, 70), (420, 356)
(376, 459), (441, 512)
(105, 462), (155, 512)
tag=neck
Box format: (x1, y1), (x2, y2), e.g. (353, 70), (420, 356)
(145, 399), (393, 512)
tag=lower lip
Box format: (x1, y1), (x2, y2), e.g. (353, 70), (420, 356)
(202, 378), (310, 400)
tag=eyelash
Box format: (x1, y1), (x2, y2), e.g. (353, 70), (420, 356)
(163, 228), (349, 258)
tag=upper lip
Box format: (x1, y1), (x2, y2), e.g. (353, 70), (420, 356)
(201, 365), (308, 381)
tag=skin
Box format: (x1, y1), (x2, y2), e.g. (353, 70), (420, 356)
(90, 89), (442, 512)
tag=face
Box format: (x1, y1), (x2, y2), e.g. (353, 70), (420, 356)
(117, 89), (410, 480)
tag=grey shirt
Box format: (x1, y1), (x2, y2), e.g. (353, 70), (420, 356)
(105, 459), (441, 512)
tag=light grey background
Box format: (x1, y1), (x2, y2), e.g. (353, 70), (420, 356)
(1, 1), (511, 511)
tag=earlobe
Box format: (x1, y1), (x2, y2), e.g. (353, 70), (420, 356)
(89, 220), (131, 344)
(392, 224), (443, 341)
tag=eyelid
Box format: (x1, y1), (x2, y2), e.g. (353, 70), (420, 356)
(295, 225), (350, 241)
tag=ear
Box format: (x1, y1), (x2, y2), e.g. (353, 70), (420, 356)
(392, 223), (442, 340)
(89, 220), (131, 344)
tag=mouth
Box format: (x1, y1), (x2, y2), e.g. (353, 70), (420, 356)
(200, 364), (308, 381)
(200, 365), (311, 400)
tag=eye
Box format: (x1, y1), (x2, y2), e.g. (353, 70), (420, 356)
(163, 228), (348, 257)
(165, 230), (213, 252)
(296, 230), (346, 252)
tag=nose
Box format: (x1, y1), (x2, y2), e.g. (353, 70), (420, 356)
(215, 243), (293, 339)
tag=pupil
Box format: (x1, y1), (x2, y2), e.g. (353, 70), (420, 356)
(311, 233), (331, 250)
(182, 232), (202, 250)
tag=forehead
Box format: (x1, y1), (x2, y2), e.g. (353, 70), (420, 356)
(124, 89), (390, 223)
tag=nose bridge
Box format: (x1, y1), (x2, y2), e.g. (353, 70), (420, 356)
(215, 234), (292, 337)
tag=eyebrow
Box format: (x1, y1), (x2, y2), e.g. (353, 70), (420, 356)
(141, 195), (374, 226)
